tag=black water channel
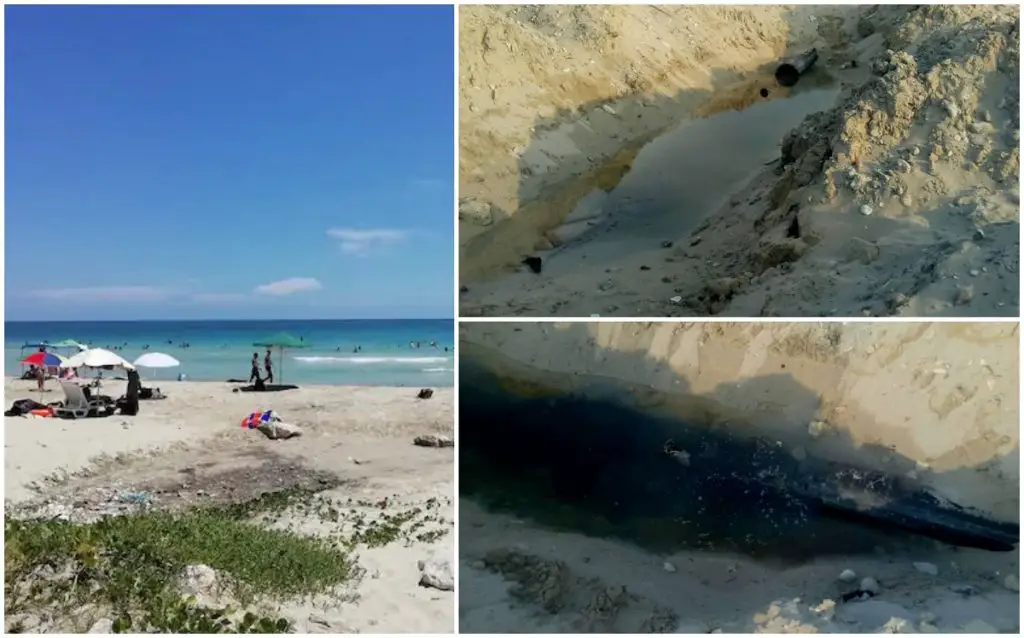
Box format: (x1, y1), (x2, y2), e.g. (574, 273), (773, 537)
(460, 364), (1019, 565)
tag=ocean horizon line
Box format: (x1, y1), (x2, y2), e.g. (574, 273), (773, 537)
(5, 317), (454, 325)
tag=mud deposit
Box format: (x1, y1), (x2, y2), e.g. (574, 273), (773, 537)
(461, 370), (1016, 562)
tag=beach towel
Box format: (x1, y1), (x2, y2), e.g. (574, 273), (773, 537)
(240, 410), (302, 440)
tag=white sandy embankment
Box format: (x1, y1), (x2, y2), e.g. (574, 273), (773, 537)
(459, 5), (1019, 318)
(458, 322), (1019, 633)
(3, 378), (455, 634)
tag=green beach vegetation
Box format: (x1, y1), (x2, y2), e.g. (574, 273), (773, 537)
(5, 488), (450, 634)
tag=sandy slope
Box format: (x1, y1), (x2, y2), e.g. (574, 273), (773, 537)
(458, 322), (1019, 633)
(459, 5), (1020, 318)
(3, 379), (455, 633)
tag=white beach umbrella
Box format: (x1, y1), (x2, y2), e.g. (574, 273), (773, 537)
(133, 352), (181, 369)
(64, 347), (136, 370)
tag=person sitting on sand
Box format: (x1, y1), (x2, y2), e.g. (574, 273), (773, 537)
(264, 349), (274, 384)
(249, 352), (260, 383)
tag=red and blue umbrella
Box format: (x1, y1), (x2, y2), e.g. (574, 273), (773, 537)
(22, 351), (65, 367)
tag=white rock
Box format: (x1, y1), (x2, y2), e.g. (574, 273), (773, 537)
(913, 562), (938, 576)
(87, 618), (114, 634)
(1003, 574), (1019, 591)
(881, 617), (918, 633)
(669, 296), (682, 304)
(418, 553), (454, 591)
(458, 199), (494, 226)
(839, 569), (857, 583)
(180, 564), (219, 598)
(861, 577), (881, 594)
(860, 204), (874, 216)
(662, 561), (677, 573)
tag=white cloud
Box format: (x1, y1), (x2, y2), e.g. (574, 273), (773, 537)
(326, 228), (411, 255)
(254, 277), (323, 296)
(28, 286), (172, 302)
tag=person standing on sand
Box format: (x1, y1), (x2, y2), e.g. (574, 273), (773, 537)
(264, 349), (274, 383)
(249, 352), (260, 383)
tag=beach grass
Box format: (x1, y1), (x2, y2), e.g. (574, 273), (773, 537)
(5, 492), (355, 633)
(5, 487), (451, 633)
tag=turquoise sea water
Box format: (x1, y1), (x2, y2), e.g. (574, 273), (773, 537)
(4, 320), (453, 387)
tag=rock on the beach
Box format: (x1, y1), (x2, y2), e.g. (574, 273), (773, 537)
(839, 569), (857, 583)
(87, 618), (114, 634)
(180, 564), (219, 598)
(662, 561), (676, 573)
(459, 198), (494, 226)
(256, 419), (303, 440)
(1003, 574), (1019, 591)
(860, 577), (881, 594)
(913, 562), (939, 576)
(414, 434), (455, 448)
(418, 553), (455, 591)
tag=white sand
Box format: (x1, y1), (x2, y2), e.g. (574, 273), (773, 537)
(3, 378), (455, 633)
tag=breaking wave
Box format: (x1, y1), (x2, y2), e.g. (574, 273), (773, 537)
(294, 355), (450, 365)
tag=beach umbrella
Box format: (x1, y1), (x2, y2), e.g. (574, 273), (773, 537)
(51, 339), (89, 351)
(133, 352), (181, 368)
(21, 351), (65, 367)
(64, 348), (136, 370)
(133, 352), (181, 379)
(252, 332), (310, 384)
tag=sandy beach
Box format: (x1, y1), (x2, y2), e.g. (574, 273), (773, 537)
(4, 378), (455, 633)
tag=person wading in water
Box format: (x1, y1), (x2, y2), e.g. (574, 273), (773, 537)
(264, 349), (274, 384)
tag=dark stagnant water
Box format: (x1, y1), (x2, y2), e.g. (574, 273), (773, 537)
(460, 366), (1019, 564)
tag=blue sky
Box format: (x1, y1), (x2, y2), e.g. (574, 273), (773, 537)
(5, 5), (454, 321)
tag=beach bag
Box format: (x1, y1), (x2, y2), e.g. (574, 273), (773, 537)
(240, 410), (302, 440)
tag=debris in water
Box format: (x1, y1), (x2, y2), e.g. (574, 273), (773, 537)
(522, 256), (543, 274)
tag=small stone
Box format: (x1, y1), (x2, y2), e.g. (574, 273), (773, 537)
(912, 146), (921, 156)
(88, 618), (114, 634)
(458, 198), (494, 226)
(860, 577), (881, 594)
(914, 562), (939, 576)
(860, 204), (873, 216)
(973, 229), (985, 241)
(1003, 574), (1019, 591)
(601, 104), (617, 115)
(418, 553), (454, 591)
(839, 569), (857, 583)
(669, 296), (682, 304)
(881, 617), (917, 633)
(949, 583), (977, 596)
(808, 420), (830, 438)
(954, 285), (974, 306)
(414, 434), (454, 448)
(663, 561), (677, 573)
(660, 240), (674, 248)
